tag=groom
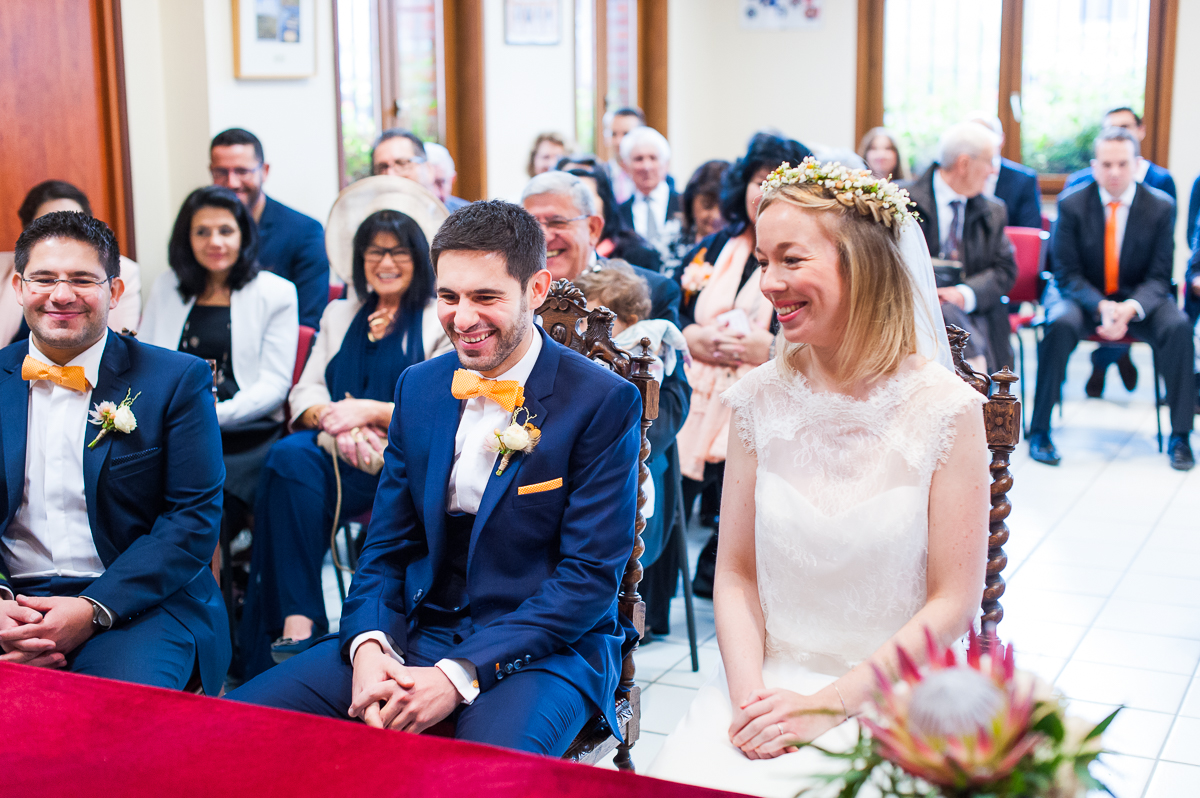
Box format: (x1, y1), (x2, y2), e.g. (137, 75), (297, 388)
(231, 200), (642, 756)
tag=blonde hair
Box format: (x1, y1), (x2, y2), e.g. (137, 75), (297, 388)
(757, 183), (918, 388)
(574, 260), (651, 326)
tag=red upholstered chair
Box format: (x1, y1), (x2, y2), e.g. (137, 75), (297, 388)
(1004, 226), (1049, 432)
(1041, 214), (1052, 232)
(329, 284), (344, 303)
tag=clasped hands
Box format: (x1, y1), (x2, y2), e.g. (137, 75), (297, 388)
(1095, 299), (1140, 341)
(348, 641), (461, 733)
(687, 322), (772, 369)
(315, 398), (389, 468)
(0, 595), (95, 668)
(728, 685), (845, 760)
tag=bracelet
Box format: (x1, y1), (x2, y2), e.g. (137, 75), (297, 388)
(833, 683), (850, 721)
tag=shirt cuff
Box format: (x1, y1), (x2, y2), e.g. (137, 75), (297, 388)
(79, 595), (114, 628)
(435, 658), (480, 704)
(0, 584), (13, 601)
(956, 284), (977, 314)
(1126, 300), (1146, 321)
(349, 631), (404, 665)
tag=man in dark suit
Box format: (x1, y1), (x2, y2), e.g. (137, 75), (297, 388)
(905, 122), (1018, 373)
(230, 201), (641, 755)
(969, 114), (1044, 229)
(0, 212), (229, 694)
(210, 128), (330, 328)
(1030, 128), (1194, 470)
(617, 126), (682, 256)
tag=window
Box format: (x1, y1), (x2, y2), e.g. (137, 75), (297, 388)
(574, 0), (643, 159)
(575, 0), (597, 153)
(335, 0), (378, 185)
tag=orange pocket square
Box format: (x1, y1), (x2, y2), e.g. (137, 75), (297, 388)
(517, 478), (563, 496)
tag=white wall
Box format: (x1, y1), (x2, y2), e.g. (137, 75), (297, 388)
(483, 0), (579, 201)
(667, 0), (858, 186)
(1168, 0), (1200, 276)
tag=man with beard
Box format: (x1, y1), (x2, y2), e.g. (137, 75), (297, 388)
(210, 128), (330, 327)
(230, 201), (642, 755)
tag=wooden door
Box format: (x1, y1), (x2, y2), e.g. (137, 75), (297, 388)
(0, 0), (135, 256)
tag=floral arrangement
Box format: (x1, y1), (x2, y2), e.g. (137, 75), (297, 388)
(88, 389), (140, 449)
(486, 406), (541, 476)
(809, 629), (1116, 798)
(680, 247), (714, 298)
(762, 157), (918, 230)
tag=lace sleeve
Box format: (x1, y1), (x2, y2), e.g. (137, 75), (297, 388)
(929, 378), (987, 469)
(719, 362), (773, 456)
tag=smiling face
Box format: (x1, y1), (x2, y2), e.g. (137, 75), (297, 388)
(363, 231), (414, 300)
(210, 144), (267, 211)
(628, 143), (668, 196)
(865, 136), (899, 179)
(755, 202), (847, 350)
(373, 136), (425, 182)
(190, 206), (243, 278)
(522, 191), (603, 281)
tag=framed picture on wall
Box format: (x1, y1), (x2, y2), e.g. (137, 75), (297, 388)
(505, 0), (560, 46)
(233, 0), (317, 79)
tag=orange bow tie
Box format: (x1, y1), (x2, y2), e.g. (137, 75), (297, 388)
(451, 369), (524, 413)
(22, 355), (89, 393)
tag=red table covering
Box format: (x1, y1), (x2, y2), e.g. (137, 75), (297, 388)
(2, 662), (746, 797)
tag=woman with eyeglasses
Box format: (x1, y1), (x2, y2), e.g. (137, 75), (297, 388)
(2, 180), (142, 346)
(236, 208), (451, 679)
(140, 185), (299, 559)
(556, 157), (665, 274)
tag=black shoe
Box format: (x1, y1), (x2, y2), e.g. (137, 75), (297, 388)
(1169, 434), (1195, 471)
(1116, 352), (1138, 391)
(1028, 431), (1061, 466)
(1085, 365), (1106, 398)
(692, 531), (718, 599)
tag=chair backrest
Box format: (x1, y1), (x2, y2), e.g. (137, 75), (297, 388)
(293, 325), (317, 387)
(947, 324), (1019, 651)
(1004, 226), (1048, 306)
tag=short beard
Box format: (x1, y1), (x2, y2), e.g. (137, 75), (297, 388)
(454, 293), (530, 373)
(29, 309), (108, 358)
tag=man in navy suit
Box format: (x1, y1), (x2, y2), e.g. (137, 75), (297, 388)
(230, 201), (642, 755)
(617, 126), (683, 254)
(1029, 128), (1193, 470)
(210, 128), (330, 328)
(0, 212), (229, 694)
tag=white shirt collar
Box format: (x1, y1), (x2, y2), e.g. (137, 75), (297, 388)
(473, 325), (542, 386)
(27, 329), (108, 390)
(1136, 157), (1151, 182)
(641, 180), (670, 204)
(1098, 182), (1137, 207)
(933, 168), (967, 204)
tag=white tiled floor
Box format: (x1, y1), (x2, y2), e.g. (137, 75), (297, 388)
(317, 333), (1200, 795)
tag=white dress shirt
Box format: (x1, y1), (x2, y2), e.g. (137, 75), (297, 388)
(1099, 181), (1144, 319)
(932, 169), (978, 314)
(0, 333), (110, 613)
(350, 330), (545, 704)
(632, 180), (671, 244)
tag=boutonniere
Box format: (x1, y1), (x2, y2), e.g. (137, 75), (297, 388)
(485, 406), (541, 476)
(680, 248), (713, 298)
(88, 389), (141, 449)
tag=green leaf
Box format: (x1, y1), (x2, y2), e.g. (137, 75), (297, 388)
(1084, 707), (1122, 742)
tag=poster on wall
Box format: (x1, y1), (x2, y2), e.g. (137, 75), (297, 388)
(233, 0), (317, 79)
(740, 0), (822, 30)
(505, 0), (560, 45)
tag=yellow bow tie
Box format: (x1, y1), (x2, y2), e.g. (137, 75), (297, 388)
(451, 369), (524, 414)
(22, 355), (90, 393)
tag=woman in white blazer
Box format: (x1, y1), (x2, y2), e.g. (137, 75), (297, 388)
(141, 185), (299, 528)
(239, 208), (451, 678)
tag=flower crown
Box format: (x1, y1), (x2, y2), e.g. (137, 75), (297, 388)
(761, 157), (917, 231)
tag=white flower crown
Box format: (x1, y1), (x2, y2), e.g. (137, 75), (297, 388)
(761, 157), (917, 230)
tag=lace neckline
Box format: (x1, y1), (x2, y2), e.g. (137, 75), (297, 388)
(775, 354), (932, 407)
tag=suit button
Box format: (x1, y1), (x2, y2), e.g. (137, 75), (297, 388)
(505, 663), (514, 674)
(414, 589), (423, 601)
(495, 671), (504, 681)
(524, 655), (532, 663)
(513, 660), (523, 671)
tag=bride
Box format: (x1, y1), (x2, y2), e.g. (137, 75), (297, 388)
(646, 160), (989, 796)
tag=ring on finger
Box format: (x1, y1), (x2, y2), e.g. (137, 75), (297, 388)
(776, 723), (785, 739)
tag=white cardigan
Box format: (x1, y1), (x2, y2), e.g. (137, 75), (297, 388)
(288, 298), (450, 424)
(140, 270), (299, 429)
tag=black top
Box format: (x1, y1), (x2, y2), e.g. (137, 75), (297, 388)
(179, 305), (239, 402)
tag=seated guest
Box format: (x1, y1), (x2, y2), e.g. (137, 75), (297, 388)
(0, 211), (229, 694)
(2, 180), (141, 346)
(603, 107), (645, 204)
(675, 131), (809, 599)
(905, 122), (1017, 373)
(422, 142), (469, 211)
(528, 132), (571, 177)
(1029, 127), (1193, 470)
(557, 157), (664, 273)
(140, 186), (299, 538)
(618, 127), (682, 251)
(681, 160), (730, 247)
(968, 114), (1043, 230)
(372, 128), (428, 183)
(857, 126), (910, 181)
(237, 207), (450, 679)
(230, 201), (642, 758)
(210, 128), (329, 328)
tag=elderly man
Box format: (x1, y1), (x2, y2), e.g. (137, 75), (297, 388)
(371, 128), (428, 183)
(522, 171), (690, 635)
(617, 127), (682, 252)
(423, 142), (468, 211)
(1030, 127), (1192, 469)
(968, 114), (1043, 230)
(905, 122), (1018, 373)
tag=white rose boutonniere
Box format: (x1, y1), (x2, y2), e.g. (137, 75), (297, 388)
(88, 389), (141, 449)
(485, 407), (541, 476)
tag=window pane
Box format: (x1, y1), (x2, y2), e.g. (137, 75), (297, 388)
(1021, 0), (1150, 174)
(337, 0), (378, 184)
(883, 0), (1003, 174)
(606, 0), (636, 112)
(393, 0), (440, 143)
(576, 0), (596, 153)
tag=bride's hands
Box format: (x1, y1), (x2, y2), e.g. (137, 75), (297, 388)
(728, 687), (844, 760)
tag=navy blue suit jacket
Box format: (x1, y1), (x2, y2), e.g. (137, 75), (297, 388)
(994, 159), (1043, 229)
(257, 195), (330, 328)
(338, 328), (642, 733)
(0, 334), (229, 694)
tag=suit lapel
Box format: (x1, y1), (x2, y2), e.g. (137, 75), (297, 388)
(1120, 185), (1145, 273)
(1082, 185), (1108, 287)
(83, 336), (130, 561)
(0, 356), (28, 526)
(423, 363), (461, 565)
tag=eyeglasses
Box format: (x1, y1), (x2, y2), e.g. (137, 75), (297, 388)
(536, 215), (588, 231)
(210, 166), (262, 181)
(373, 158), (426, 175)
(364, 246), (412, 262)
(20, 276), (113, 294)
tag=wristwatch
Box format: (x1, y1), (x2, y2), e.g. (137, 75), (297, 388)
(81, 597), (113, 631)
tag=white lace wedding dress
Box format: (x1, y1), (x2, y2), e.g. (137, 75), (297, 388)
(646, 355), (984, 797)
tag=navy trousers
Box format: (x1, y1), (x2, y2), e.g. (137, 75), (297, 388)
(228, 625), (591, 756)
(13, 575), (196, 689)
(238, 431), (381, 679)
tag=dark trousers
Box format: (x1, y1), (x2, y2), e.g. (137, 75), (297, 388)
(1031, 298), (1196, 435)
(227, 630), (590, 756)
(238, 431), (381, 679)
(13, 575), (196, 689)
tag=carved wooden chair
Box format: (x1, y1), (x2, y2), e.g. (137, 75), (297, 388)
(537, 279), (655, 771)
(946, 325), (1020, 650)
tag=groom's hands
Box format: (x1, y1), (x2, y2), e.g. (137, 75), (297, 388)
(729, 687), (843, 760)
(348, 641), (460, 733)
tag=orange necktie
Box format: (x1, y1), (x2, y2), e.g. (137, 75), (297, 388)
(451, 369), (524, 413)
(21, 355), (89, 393)
(1104, 200), (1121, 295)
